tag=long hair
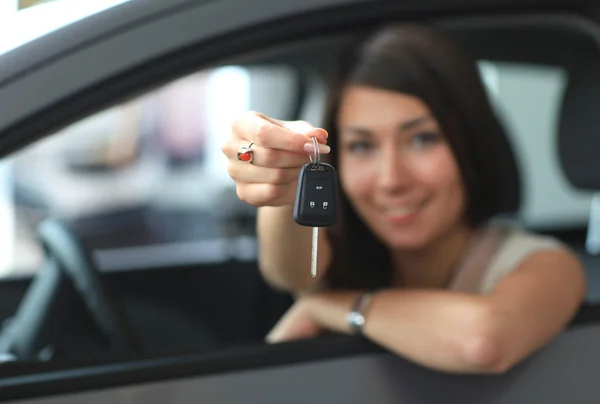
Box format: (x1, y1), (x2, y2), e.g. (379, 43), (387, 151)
(322, 23), (521, 289)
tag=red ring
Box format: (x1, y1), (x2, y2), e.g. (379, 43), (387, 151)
(237, 142), (254, 163)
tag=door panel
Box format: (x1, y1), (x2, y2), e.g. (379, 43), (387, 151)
(2, 325), (600, 403)
(0, 261), (293, 361)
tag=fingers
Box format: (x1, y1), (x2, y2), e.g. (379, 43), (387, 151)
(258, 112), (329, 145)
(235, 182), (297, 207)
(227, 162), (300, 185)
(225, 111), (332, 207)
(232, 111), (329, 154)
(223, 141), (312, 168)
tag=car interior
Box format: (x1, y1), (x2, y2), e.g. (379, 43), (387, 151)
(0, 3), (600, 402)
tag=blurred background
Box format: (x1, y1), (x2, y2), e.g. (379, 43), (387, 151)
(0, 0), (299, 279)
(0, 60), (299, 278)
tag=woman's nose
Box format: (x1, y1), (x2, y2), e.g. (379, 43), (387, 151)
(376, 147), (411, 193)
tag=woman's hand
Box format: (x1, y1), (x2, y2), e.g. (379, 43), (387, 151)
(222, 111), (330, 207)
(265, 297), (326, 343)
(266, 291), (362, 343)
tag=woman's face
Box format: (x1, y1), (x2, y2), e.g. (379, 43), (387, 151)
(337, 84), (467, 251)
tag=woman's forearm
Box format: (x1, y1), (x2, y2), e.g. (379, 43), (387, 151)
(257, 205), (332, 294)
(307, 289), (508, 374)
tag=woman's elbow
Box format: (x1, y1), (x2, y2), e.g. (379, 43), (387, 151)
(459, 309), (512, 374)
(460, 331), (510, 373)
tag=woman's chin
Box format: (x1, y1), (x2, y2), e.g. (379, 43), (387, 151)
(369, 215), (431, 251)
(385, 235), (430, 252)
(371, 226), (430, 251)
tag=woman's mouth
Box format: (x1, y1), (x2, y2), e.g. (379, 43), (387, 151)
(379, 199), (428, 224)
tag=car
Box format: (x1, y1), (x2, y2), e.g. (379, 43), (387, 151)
(0, 0), (599, 402)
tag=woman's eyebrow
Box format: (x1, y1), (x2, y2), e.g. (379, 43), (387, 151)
(340, 115), (434, 137)
(341, 127), (373, 137)
(398, 115), (433, 131)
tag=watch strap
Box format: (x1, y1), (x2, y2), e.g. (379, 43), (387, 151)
(347, 291), (375, 336)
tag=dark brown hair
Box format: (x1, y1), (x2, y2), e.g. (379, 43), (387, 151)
(322, 23), (521, 289)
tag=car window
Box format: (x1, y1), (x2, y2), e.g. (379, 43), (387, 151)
(0, 64), (299, 278)
(477, 61), (594, 231)
(0, 59), (591, 279)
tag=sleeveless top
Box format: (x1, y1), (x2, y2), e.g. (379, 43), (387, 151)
(448, 221), (567, 295)
(310, 221), (567, 294)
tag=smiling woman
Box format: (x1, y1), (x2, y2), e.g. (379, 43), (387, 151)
(222, 23), (587, 374)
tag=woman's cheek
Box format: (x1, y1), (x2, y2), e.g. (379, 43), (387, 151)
(341, 160), (378, 199)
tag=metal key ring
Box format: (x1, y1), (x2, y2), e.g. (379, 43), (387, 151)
(308, 136), (320, 170)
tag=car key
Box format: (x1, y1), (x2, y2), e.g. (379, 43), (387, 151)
(293, 137), (339, 277)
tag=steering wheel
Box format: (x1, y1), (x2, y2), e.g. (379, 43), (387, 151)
(0, 217), (224, 361)
(35, 217), (138, 356)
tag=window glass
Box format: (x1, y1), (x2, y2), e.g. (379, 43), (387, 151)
(477, 61), (593, 230)
(2, 59), (589, 279)
(0, 65), (299, 278)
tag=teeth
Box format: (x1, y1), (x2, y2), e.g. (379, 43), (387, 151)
(386, 206), (416, 215)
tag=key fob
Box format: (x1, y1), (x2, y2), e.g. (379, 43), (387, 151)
(293, 162), (339, 227)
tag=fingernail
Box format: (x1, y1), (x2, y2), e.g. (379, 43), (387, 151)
(300, 128), (328, 140)
(304, 143), (330, 154)
(315, 128), (328, 139)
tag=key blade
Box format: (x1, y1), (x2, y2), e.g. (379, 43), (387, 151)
(311, 227), (319, 277)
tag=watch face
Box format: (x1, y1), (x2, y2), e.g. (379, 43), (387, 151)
(348, 312), (365, 331)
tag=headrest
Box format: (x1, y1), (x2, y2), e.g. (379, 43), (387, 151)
(559, 57), (600, 190)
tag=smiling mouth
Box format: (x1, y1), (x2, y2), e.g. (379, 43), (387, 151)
(385, 206), (419, 216)
(378, 198), (429, 221)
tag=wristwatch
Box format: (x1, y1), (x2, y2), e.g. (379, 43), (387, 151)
(347, 291), (376, 336)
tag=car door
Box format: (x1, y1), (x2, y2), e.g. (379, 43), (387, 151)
(1, 0), (600, 403)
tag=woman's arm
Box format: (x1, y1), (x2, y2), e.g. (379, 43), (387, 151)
(267, 248), (586, 374)
(257, 205), (332, 293)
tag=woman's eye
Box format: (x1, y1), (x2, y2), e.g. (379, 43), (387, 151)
(411, 132), (440, 149)
(346, 141), (372, 153)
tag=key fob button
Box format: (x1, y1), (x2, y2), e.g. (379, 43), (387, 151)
(307, 179), (330, 196)
(306, 197), (328, 215)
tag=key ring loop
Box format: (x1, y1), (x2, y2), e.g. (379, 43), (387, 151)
(308, 136), (320, 170)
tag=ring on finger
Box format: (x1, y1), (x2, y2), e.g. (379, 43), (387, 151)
(237, 142), (254, 163)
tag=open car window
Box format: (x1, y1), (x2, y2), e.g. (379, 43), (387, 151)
(0, 64), (299, 278)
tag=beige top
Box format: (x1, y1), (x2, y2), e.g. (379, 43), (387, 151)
(311, 221), (567, 294)
(449, 222), (567, 295)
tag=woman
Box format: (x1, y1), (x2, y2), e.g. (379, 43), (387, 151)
(221, 23), (586, 374)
